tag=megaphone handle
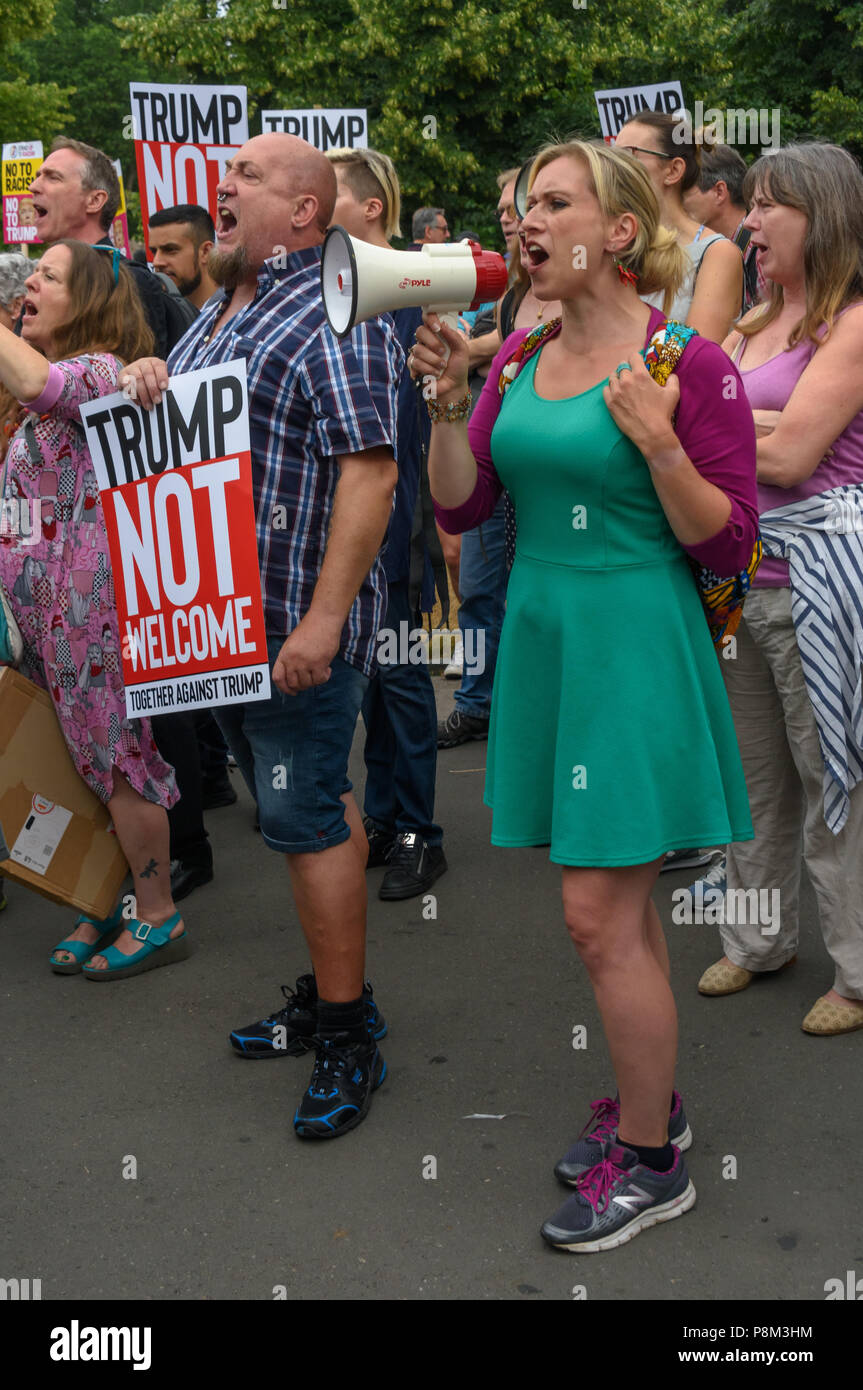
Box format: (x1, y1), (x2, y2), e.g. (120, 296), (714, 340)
(430, 309), (462, 363)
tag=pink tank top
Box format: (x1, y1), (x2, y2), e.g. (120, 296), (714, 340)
(737, 314), (863, 586)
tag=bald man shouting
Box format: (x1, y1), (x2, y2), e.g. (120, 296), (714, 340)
(123, 133), (401, 1140)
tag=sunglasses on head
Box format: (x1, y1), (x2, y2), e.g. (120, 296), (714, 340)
(615, 144), (674, 160)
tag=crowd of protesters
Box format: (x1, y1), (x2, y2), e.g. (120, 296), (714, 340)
(2, 118), (863, 1253)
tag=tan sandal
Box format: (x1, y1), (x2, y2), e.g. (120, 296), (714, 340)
(698, 954), (796, 996)
(801, 995), (863, 1035)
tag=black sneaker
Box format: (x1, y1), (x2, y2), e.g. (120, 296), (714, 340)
(293, 1032), (386, 1139)
(363, 816), (395, 868)
(229, 975), (388, 1058)
(437, 708), (489, 748)
(379, 832), (447, 901)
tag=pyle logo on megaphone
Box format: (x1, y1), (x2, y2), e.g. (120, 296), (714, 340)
(322, 226), (507, 338)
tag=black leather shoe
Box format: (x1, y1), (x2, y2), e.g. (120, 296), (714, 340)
(170, 856), (214, 902)
(201, 769), (238, 809)
(378, 832), (447, 900)
(437, 708), (489, 748)
(363, 815), (395, 868)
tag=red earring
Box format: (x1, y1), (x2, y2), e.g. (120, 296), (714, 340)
(615, 259), (638, 287)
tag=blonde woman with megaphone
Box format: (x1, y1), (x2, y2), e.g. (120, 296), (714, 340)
(411, 138), (759, 1254)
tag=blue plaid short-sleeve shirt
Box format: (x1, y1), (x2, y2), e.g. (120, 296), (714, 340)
(168, 246), (402, 677)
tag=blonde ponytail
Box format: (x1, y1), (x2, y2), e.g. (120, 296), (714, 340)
(635, 222), (688, 316)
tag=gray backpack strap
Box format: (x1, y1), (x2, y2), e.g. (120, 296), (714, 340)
(23, 419), (43, 468)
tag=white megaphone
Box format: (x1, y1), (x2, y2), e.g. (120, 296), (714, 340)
(321, 226), (508, 338)
(512, 154), (535, 220)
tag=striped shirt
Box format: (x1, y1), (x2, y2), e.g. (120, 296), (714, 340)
(168, 247), (402, 677)
(759, 486), (863, 833)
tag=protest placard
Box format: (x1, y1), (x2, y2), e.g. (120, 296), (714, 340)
(2, 141), (43, 245)
(79, 361), (270, 717)
(594, 84), (684, 142)
(260, 109), (367, 150)
(110, 159), (130, 256)
(129, 83), (248, 247)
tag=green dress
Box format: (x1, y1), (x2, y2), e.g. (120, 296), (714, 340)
(484, 352), (753, 866)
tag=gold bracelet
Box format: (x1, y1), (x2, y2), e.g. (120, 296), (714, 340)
(427, 390), (472, 423)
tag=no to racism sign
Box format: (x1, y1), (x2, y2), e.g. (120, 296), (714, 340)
(260, 109), (368, 150)
(79, 362), (270, 717)
(594, 83), (684, 142)
(109, 159), (131, 257)
(129, 83), (248, 247)
(2, 140), (43, 245)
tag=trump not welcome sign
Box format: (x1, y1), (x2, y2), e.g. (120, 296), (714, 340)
(130, 82), (248, 247)
(80, 362), (270, 718)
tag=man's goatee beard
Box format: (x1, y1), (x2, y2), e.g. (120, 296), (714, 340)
(176, 269), (202, 297)
(208, 245), (249, 289)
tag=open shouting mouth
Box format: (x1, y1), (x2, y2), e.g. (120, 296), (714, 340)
(522, 239), (550, 271)
(216, 206), (238, 239)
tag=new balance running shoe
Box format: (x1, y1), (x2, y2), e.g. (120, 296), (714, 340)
(555, 1090), (692, 1185)
(229, 975), (387, 1058)
(541, 1142), (695, 1252)
(293, 1032), (386, 1140)
(682, 853), (727, 908)
(660, 847), (715, 873)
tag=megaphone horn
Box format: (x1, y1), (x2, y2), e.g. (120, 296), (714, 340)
(512, 154), (536, 221)
(321, 226), (508, 339)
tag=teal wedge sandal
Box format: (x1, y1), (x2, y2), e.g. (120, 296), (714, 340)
(50, 899), (127, 975)
(82, 912), (189, 981)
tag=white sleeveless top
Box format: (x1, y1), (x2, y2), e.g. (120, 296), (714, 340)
(643, 226), (725, 323)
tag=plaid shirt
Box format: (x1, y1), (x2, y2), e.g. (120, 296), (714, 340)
(168, 246), (402, 677)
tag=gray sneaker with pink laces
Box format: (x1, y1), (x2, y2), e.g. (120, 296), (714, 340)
(554, 1090), (692, 1185)
(542, 1141), (696, 1252)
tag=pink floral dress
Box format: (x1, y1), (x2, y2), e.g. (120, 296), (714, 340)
(0, 353), (178, 808)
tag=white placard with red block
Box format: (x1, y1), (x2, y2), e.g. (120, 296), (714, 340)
(129, 83), (248, 248)
(79, 361), (270, 717)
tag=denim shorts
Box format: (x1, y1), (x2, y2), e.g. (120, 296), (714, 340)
(214, 644), (368, 854)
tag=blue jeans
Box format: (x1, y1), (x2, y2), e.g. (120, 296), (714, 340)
(455, 494), (507, 717)
(215, 641), (368, 854)
(361, 581), (442, 845)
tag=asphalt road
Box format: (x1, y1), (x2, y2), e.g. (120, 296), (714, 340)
(1, 677), (860, 1303)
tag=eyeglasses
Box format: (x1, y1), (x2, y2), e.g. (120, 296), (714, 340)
(615, 144), (674, 161)
(496, 204), (516, 220)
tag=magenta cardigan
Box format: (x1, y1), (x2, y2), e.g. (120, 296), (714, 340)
(435, 307), (759, 577)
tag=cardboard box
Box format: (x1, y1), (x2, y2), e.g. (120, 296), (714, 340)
(0, 667), (129, 919)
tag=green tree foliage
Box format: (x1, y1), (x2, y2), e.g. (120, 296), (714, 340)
(11, 0), (174, 176)
(117, 0), (741, 243)
(727, 0), (863, 151)
(0, 0), (72, 148)
(3, 0), (862, 249)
